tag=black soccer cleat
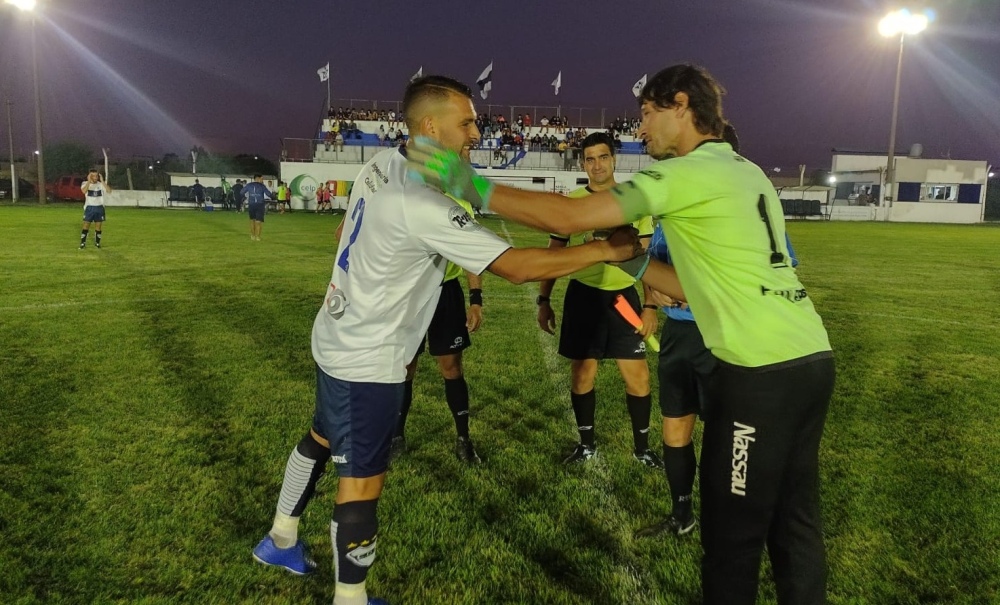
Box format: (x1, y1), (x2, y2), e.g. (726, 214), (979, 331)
(562, 443), (597, 465)
(634, 513), (697, 539)
(633, 448), (665, 470)
(455, 436), (481, 465)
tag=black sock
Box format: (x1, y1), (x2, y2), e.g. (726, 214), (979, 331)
(394, 380), (413, 438)
(95, 231), (102, 245)
(444, 376), (470, 439)
(80, 229), (88, 244)
(663, 442), (696, 521)
(331, 499), (379, 585)
(626, 393), (652, 453)
(571, 390), (596, 447)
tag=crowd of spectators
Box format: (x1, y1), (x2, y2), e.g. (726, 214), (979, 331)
(317, 106), (644, 158)
(328, 106), (403, 127)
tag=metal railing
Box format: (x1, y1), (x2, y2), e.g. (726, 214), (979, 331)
(325, 98), (641, 130)
(282, 139), (656, 172)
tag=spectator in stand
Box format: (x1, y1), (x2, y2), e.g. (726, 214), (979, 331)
(387, 127), (396, 145)
(523, 113), (532, 133)
(531, 133), (542, 151)
(395, 130), (405, 145)
(377, 125), (386, 146)
(513, 132), (524, 149)
(515, 114), (524, 133)
(614, 133), (623, 151)
(333, 130), (344, 152)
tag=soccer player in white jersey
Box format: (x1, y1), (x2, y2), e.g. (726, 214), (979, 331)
(252, 75), (642, 605)
(80, 170), (111, 249)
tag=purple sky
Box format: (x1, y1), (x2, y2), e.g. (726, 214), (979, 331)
(1, 0), (998, 170)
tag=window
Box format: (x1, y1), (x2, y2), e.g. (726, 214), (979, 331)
(921, 183), (958, 202)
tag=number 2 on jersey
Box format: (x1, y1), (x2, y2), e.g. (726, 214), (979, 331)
(337, 198), (366, 273)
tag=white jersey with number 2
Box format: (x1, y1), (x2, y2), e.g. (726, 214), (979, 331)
(312, 148), (511, 383)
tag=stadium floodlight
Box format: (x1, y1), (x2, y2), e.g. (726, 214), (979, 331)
(828, 175), (837, 184)
(990, 172), (996, 178)
(877, 8), (930, 221)
(6, 0), (45, 203)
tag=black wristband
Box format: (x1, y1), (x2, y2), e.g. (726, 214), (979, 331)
(469, 289), (483, 306)
(536, 295), (550, 305)
(643, 304), (658, 310)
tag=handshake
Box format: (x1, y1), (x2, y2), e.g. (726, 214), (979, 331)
(585, 226), (650, 279)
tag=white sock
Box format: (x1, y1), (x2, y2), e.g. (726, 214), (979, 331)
(333, 581), (367, 605)
(269, 511), (299, 549)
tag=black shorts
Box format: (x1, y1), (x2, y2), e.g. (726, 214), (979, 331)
(658, 318), (718, 418)
(558, 279), (645, 360)
(248, 202), (265, 222)
(418, 278), (471, 357)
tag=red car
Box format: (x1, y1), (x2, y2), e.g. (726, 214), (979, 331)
(46, 175), (86, 201)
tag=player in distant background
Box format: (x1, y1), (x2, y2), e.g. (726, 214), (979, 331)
(537, 132), (661, 469)
(242, 175), (272, 241)
(252, 75), (642, 605)
(79, 170), (111, 249)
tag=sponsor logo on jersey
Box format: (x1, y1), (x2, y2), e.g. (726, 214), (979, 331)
(326, 284), (350, 319)
(760, 285), (808, 302)
(448, 205), (481, 231)
(731, 421), (756, 496)
(331, 454), (348, 463)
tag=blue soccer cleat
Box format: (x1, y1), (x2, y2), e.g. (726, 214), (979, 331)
(252, 535), (316, 575)
(367, 599), (391, 605)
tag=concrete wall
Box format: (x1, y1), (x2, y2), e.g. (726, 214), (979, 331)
(889, 202), (983, 224)
(101, 190), (168, 207)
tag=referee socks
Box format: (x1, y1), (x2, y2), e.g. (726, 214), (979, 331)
(571, 390), (597, 447)
(626, 393), (653, 453)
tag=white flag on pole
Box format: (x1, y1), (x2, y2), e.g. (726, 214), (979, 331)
(410, 66), (424, 82)
(631, 74), (647, 98)
(317, 62), (330, 82)
(477, 62), (493, 100)
(551, 71), (562, 96)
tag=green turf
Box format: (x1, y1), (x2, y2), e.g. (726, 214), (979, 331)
(1, 206), (998, 604)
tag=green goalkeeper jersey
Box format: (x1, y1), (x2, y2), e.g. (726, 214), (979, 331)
(551, 186), (654, 291)
(610, 140), (831, 368)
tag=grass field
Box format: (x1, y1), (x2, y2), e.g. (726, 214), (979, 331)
(1, 205), (998, 605)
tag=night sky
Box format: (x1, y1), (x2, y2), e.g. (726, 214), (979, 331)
(1, 0), (998, 171)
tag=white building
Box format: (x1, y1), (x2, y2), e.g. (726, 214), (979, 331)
(830, 149), (990, 224)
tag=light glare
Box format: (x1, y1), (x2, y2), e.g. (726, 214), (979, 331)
(4, 0), (37, 11)
(879, 9), (930, 37)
